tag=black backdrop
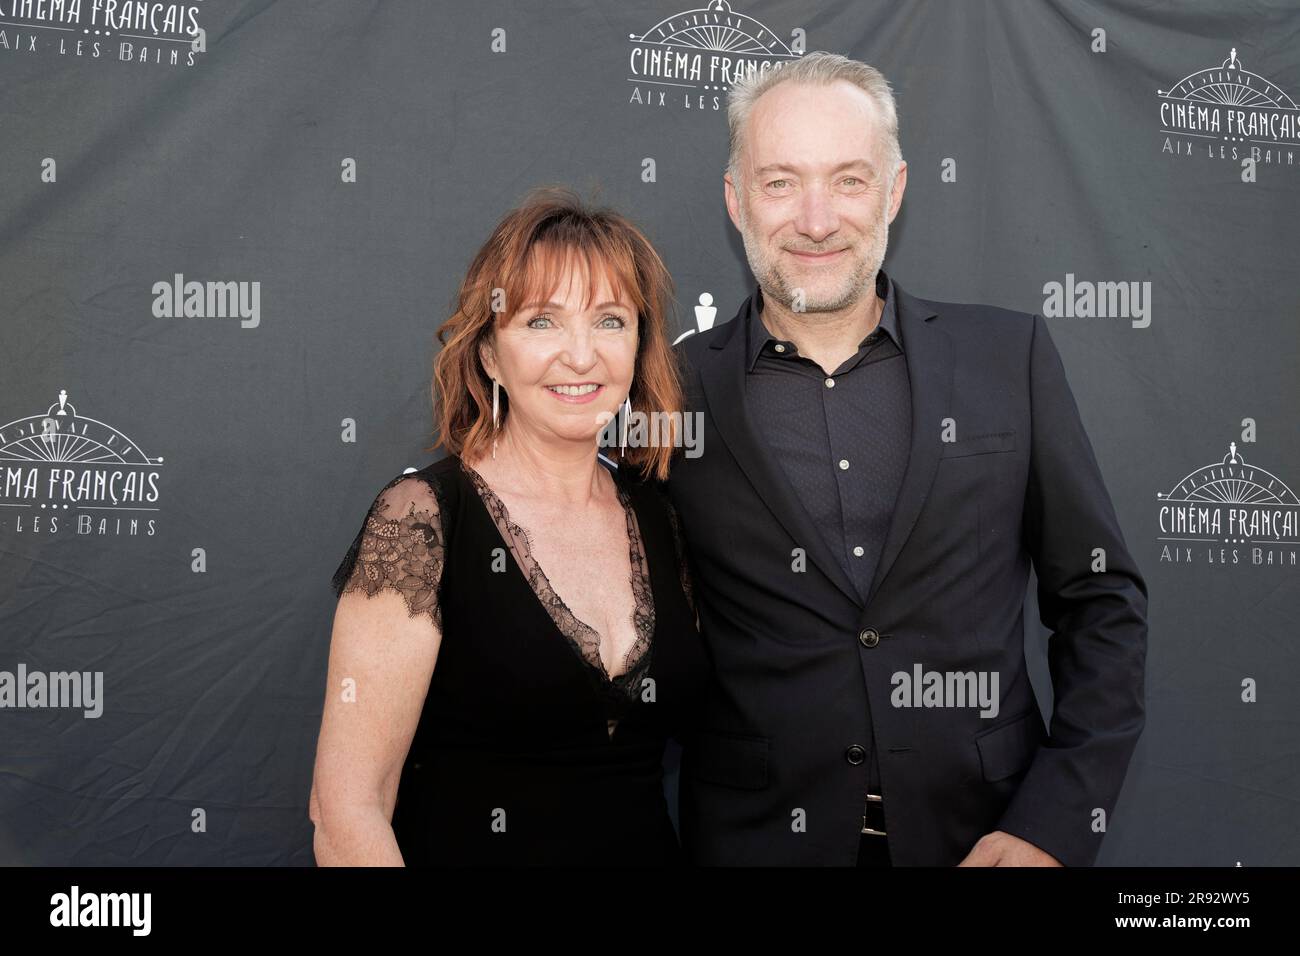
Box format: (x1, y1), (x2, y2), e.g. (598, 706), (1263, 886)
(1, 0), (1297, 865)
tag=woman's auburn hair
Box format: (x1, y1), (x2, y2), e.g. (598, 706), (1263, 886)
(429, 185), (685, 482)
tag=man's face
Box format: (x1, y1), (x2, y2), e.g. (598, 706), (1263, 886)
(726, 79), (907, 314)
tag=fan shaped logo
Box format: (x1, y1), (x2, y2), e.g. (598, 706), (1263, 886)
(627, 0), (803, 112)
(1156, 441), (1298, 569)
(0, 1), (207, 67)
(0, 390), (164, 538)
(1157, 46), (1299, 168)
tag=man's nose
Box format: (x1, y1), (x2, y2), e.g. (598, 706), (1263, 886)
(793, 186), (839, 243)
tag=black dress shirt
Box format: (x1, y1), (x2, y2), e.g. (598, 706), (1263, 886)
(744, 269), (912, 793)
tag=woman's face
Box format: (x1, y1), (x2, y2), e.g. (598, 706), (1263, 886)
(482, 261), (638, 451)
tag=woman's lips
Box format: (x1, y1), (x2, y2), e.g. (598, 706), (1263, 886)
(543, 383), (605, 404)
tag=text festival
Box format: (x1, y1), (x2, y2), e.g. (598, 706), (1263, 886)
(0, 0), (200, 34)
(3, 466), (159, 536)
(629, 47), (789, 110)
(1158, 503), (1298, 567)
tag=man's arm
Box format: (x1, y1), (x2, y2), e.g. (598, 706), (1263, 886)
(990, 312), (1149, 867)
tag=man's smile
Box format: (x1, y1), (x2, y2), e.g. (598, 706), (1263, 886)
(786, 247), (848, 262)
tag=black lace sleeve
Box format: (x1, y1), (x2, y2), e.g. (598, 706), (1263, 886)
(331, 473), (445, 629)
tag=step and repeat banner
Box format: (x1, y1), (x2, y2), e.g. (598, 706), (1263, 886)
(1, 1), (1296, 866)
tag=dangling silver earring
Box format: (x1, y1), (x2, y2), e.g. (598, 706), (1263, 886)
(492, 378), (500, 459)
(619, 388), (632, 457)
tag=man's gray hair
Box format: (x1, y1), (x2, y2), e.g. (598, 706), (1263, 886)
(725, 51), (902, 185)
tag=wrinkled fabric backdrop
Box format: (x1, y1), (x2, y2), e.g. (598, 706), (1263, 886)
(1, 0), (1297, 865)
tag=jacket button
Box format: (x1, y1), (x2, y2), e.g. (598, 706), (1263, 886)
(845, 745), (866, 765)
(858, 627), (880, 648)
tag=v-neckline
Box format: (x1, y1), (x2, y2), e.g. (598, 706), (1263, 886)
(458, 458), (656, 694)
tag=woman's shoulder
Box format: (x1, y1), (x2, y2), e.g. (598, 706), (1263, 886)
(341, 456), (463, 568)
(331, 461), (455, 614)
(412, 453), (463, 485)
(606, 455), (678, 521)
(378, 455), (464, 506)
(607, 456), (695, 611)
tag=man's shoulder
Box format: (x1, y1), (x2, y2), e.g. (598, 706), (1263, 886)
(908, 287), (1036, 330)
(672, 318), (736, 370)
(896, 285), (1038, 356)
(670, 284), (1041, 367)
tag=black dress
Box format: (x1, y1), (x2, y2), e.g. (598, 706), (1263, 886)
(330, 453), (709, 865)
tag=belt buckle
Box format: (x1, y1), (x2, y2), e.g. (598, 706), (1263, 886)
(861, 792), (886, 836)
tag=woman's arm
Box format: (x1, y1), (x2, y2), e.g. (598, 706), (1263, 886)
(310, 475), (445, 866)
(310, 591), (441, 865)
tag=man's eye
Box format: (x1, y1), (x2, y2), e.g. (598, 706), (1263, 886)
(842, 177), (862, 186)
(768, 179), (789, 190)
(527, 314), (553, 329)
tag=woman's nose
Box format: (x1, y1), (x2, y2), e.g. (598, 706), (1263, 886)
(560, 327), (596, 369)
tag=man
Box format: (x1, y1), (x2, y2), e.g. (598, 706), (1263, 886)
(665, 52), (1148, 867)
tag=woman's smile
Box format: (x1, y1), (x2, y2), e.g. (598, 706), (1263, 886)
(544, 382), (605, 403)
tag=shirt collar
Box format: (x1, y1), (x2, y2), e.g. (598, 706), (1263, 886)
(745, 268), (901, 372)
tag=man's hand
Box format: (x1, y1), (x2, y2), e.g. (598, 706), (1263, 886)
(957, 831), (1063, 867)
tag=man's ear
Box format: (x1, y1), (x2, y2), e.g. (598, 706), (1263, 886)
(887, 160), (907, 225)
(723, 172), (742, 233)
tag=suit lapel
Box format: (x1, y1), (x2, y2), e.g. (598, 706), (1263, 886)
(700, 294), (864, 607)
(698, 279), (952, 611)
(863, 282), (951, 606)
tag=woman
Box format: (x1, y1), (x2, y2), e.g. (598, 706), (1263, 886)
(309, 186), (708, 865)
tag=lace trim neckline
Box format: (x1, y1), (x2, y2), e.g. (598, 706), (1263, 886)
(457, 458), (656, 702)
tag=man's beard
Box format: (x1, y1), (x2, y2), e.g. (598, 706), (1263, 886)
(738, 195), (889, 314)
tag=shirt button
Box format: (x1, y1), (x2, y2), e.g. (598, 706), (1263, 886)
(825, 377), (835, 388)
(853, 546), (865, 557)
(838, 459), (850, 470)
(774, 343), (786, 353)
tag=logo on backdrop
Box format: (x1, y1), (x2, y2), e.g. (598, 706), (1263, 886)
(1158, 46), (1299, 168)
(0, 390), (163, 538)
(0, 1), (206, 67)
(1156, 441), (1298, 569)
(672, 291), (718, 344)
(627, 0), (802, 112)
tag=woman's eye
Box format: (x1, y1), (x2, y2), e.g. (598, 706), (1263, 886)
(526, 314), (552, 329)
(599, 314), (626, 328)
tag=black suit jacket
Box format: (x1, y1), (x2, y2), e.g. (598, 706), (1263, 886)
(664, 277), (1148, 866)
